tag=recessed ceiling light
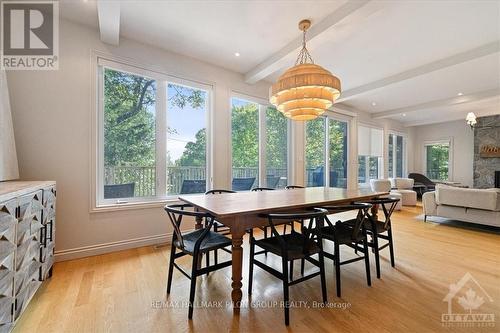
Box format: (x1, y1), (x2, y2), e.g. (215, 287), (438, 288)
(234, 52), (240, 57)
(402, 113), (406, 117)
(371, 102), (377, 106)
(457, 92), (463, 96)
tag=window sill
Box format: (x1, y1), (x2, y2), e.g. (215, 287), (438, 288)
(91, 198), (181, 213)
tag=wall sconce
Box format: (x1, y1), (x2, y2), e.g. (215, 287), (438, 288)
(466, 112), (477, 129)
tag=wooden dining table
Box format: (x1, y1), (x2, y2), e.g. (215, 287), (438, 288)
(179, 186), (388, 312)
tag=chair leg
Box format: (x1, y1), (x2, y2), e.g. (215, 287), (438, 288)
(282, 257), (290, 326)
(319, 252), (327, 303)
(372, 233), (381, 279)
(166, 243), (176, 294)
(248, 238), (255, 295)
(289, 260), (294, 281)
(388, 228), (396, 267)
(214, 249), (218, 266)
(188, 255), (199, 319)
(300, 258), (305, 276)
(363, 239), (371, 287)
(334, 243), (341, 298)
(205, 252), (210, 276)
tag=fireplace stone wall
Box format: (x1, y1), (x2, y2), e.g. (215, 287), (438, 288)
(473, 115), (500, 188)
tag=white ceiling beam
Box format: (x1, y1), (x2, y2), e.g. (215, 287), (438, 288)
(97, 0), (121, 46)
(373, 89), (499, 119)
(244, 0), (373, 84)
(338, 41), (500, 102)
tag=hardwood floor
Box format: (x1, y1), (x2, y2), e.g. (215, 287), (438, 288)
(14, 204), (500, 332)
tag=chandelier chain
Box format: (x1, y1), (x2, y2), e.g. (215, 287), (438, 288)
(295, 29), (314, 65)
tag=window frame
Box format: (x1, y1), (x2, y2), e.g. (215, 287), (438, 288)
(93, 55), (213, 210)
(423, 138), (453, 181)
(230, 92), (292, 189)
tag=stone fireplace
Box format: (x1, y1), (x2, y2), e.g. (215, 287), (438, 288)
(473, 115), (500, 188)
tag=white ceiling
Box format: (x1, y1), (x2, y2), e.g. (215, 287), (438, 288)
(60, 0), (500, 126)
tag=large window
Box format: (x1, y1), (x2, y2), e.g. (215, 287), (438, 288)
(166, 83), (208, 196)
(425, 141), (450, 181)
(231, 97), (289, 190)
(305, 116), (348, 188)
(388, 133), (406, 178)
(98, 59), (211, 205)
(358, 125), (383, 185)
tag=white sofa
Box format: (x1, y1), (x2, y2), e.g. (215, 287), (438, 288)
(370, 179), (402, 211)
(422, 185), (500, 227)
(390, 178), (417, 206)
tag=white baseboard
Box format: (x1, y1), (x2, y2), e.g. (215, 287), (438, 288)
(54, 233), (173, 262)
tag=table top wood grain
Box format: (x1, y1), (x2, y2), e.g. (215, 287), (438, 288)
(179, 187), (388, 218)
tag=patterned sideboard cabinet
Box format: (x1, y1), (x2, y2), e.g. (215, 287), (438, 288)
(0, 181), (56, 333)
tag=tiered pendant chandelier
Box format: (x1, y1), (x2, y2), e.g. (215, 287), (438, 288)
(270, 20), (341, 121)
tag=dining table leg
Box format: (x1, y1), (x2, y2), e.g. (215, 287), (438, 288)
(371, 203), (379, 221)
(230, 223), (245, 311)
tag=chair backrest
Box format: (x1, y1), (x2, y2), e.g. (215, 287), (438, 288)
(320, 203), (372, 241)
(205, 189), (236, 195)
(232, 177), (255, 191)
(259, 208), (328, 253)
(360, 197), (400, 229)
(390, 178), (414, 189)
(164, 203), (213, 251)
(251, 187), (275, 192)
(266, 175), (280, 189)
(370, 179), (391, 192)
(285, 185), (304, 189)
(104, 183), (135, 199)
(180, 179), (207, 194)
(408, 173), (436, 186)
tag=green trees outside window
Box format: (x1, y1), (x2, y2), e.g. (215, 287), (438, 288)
(426, 144), (450, 181)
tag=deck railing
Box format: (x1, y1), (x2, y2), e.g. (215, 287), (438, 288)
(104, 165), (351, 197)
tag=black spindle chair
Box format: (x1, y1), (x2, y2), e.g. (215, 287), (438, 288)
(248, 208), (328, 325)
(204, 189), (235, 266)
(351, 197), (399, 279)
(316, 203), (373, 297)
(165, 204), (232, 319)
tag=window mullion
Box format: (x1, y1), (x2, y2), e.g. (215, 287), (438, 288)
(156, 81), (167, 197)
(324, 117), (330, 188)
(258, 104), (267, 187)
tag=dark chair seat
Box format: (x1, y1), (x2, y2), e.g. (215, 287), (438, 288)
(175, 229), (232, 254)
(254, 232), (321, 260)
(344, 218), (388, 234)
(320, 223), (366, 244)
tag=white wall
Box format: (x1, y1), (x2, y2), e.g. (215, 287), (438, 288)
(411, 120), (474, 187)
(7, 19), (410, 261)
